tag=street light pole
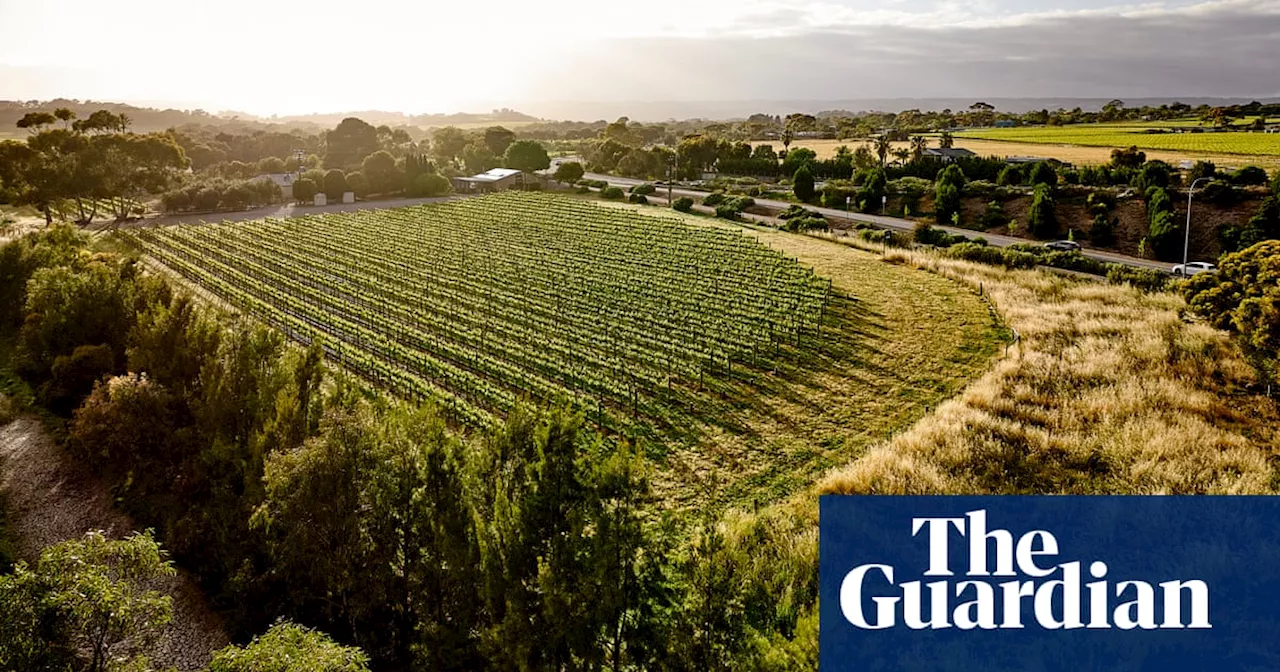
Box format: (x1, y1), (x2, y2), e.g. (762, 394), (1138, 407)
(1183, 177), (1212, 271)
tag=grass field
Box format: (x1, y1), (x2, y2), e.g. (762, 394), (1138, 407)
(956, 123), (1280, 156)
(764, 137), (1280, 169)
(127, 193), (1004, 509)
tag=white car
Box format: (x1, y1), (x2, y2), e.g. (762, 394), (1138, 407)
(1171, 262), (1217, 276)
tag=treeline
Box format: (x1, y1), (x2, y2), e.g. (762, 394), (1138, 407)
(0, 109), (188, 225)
(0, 228), (818, 670)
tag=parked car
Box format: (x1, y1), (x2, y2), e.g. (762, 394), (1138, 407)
(1171, 262), (1218, 276)
(1044, 240), (1081, 251)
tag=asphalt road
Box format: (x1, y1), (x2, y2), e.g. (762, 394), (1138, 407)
(578, 170), (1172, 272)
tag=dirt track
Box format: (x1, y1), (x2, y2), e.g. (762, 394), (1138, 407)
(0, 415), (229, 671)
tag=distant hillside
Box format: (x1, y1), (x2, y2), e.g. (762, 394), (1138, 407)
(0, 100), (540, 134)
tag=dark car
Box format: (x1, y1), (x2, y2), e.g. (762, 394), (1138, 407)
(1044, 240), (1081, 252)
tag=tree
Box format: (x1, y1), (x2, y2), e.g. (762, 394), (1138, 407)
(1145, 187), (1179, 260)
(792, 165), (815, 202)
(504, 140), (550, 188)
(909, 136), (928, 163)
(258, 156), (286, 174)
(408, 173), (451, 197)
(1110, 146), (1146, 169)
(462, 142), (499, 175)
(483, 126), (517, 157)
(323, 169), (347, 199)
(0, 531), (175, 672)
(431, 127), (469, 168)
(1185, 240), (1280, 382)
(1027, 182), (1058, 238)
(939, 131), (955, 149)
(361, 150), (403, 195)
(872, 136), (892, 167)
(293, 178), (318, 203)
(553, 161), (585, 185)
(209, 622), (370, 672)
(324, 118), (379, 168)
(1027, 161), (1057, 187)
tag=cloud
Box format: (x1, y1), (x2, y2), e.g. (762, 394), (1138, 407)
(516, 0), (1280, 107)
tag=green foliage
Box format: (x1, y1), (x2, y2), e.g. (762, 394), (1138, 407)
(673, 196), (694, 213)
(996, 164), (1022, 186)
(324, 118), (379, 169)
(1106, 265), (1169, 292)
(1145, 187), (1180, 260)
(945, 242), (1038, 269)
(1027, 183), (1058, 239)
(408, 173), (451, 198)
(1271, 169), (1280, 196)
(600, 186), (624, 200)
(1189, 160), (1217, 183)
(0, 531), (174, 672)
(1027, 161), (1057, 187)
(855, 168), (887, 213)
(630, 183), (656, 195)
(978, 200), (1010, 230)
(1230, 165), (1268, 187)
(1133, 161), (1172, 192)
(1184, 240), (1280, 382)
(210, 622), (369, 672)
(1089, 214), (1118, 247)
(361, 150), (402, 195)
(629, 193), (649, 204)
(792, 165), (815, 202)
(702, 192), (726, 207)
(292, 178), (318, 203)
(504, 140), (551, 173)
(1109, 145), (1147, 169)
(933, 164), (966, 226)
(552, 161), (585, 185)
(323, 169), (348, 200)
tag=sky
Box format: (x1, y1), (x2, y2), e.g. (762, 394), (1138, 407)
(0, 0), (1278, 116)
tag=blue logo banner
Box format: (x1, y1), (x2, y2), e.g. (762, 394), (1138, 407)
(819, 496), (1280, 671)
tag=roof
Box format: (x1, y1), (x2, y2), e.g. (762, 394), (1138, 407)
(459, 168), (522, 183)
(257, 173), (295, 187)
(923, 148), (976, 158)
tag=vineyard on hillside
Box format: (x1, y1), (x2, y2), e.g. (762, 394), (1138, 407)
(123, 192), (832, 439)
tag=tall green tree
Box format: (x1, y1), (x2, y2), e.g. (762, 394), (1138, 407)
(792, 165), (815, 202)
(483, 126), (517, 156)
(1027, 182), (1058, 239)
(324, 118), (379, 169)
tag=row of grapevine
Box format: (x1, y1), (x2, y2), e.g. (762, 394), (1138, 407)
(124, 192), (831, 435)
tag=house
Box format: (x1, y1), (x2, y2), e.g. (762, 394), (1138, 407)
(258, 173), (295, 200)
(922, 148), (976, 162)
(994, 119), (1018, 128)
(452, 168), (524, 192)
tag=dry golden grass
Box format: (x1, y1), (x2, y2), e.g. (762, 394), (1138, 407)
(819, 251), (1280, 495)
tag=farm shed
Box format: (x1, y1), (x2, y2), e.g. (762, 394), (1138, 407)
(258, 172), (295, 200)
(453, 168), (524, 193)
(922, 148), (976, 162)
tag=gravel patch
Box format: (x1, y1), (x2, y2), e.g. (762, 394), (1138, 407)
(0, 415), (229, 670)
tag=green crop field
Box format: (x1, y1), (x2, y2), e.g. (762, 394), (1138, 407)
(956, 122), (1280, 157)
(124, 192), (831, 438)
(123, 192), (1002, 507)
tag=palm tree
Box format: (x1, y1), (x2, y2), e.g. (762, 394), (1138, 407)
(939, 131), (955, 149)
(892, 148), (911, 166)
(909, 136), (928, 163)
(781, 129), (794, 151)
(873, 135), (892, 167)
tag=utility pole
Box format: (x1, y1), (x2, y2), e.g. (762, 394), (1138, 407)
(668, 152), (678, 208)
(1183, 177), (1212, 272)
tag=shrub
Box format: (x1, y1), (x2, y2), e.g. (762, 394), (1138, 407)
(945, 242), (1038, 269)
(39, 343), (115, 414)
(1089, 214), (1118, 247)
(702, 192), (726, 207)
(1106, 265), (1169, 292)
(996, 165), (1022, 186)
(1028, 162), (1057, 187)
(293, 178), (318, 203)
(1086, 191), (1116, 216)
(673, 196), (694, 213)
(792, 165), (815, 202)
(1027, 183), (1057, 239)
(978, 201), (1010, 230)
(408, 173), (451, 197)
(600, 186), (624, 200)
(628, 193), (648, 204)
(323, 169), (348, 200)
(1230, 166), (1268, 186)
(630, 183), (656, 195)
(1200, 180), (1241, 206)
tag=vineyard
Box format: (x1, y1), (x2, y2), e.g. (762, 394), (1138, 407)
(122, 192), (832, 440)
(955, 123), (1280, 157)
